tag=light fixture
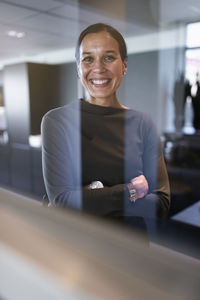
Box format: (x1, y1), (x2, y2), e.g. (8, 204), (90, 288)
(7, 30), (25, 38)
(16, 32), (25, 38)
(7, 30), (16, 37)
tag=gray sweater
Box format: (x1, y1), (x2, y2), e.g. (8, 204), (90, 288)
(41, 99), (170, 218)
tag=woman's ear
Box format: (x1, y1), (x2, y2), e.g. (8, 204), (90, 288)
(77, 65), (80, 78)
(123, 58), (128, 75)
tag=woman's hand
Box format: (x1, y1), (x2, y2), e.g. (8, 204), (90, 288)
(129, 175), (149, 201)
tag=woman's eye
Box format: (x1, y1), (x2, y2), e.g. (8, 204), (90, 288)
(104, 55), (115, 62)
(82, 56), (93, 63)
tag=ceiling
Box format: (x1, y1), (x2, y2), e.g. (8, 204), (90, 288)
(0, 0), (200, 69)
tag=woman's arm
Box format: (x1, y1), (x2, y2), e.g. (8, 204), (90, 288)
(41, 111), (125, 216)
(128, 118), (170, 219)
(42, 109), (170, 218)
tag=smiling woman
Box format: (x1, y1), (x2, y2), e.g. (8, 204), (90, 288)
(41, 23), (170, 224)
(77, 31), (127, 107)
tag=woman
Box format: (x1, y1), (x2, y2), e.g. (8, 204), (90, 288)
(42, 23), (170, 220)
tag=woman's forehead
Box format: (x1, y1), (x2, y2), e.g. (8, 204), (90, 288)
(80, 32), (120, 54)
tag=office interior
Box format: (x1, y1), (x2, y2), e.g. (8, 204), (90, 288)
(0, 1), (200, 299)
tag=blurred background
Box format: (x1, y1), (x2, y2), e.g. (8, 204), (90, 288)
(0, 1), (200, 297)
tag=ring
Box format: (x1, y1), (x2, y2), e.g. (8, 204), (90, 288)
(130, 191), (136, 202)
(127, 183), (137, 203)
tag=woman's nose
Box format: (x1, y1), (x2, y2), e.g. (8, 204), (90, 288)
(93, 59), (105, 72)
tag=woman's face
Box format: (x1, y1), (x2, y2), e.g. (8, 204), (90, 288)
(77, 31), (127, 103)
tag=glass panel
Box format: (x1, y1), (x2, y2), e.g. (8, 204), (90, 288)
(186, 22), (200, 48)
(185, 49), (200, 84)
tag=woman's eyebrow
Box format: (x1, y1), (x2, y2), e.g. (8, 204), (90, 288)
(105, 50), (117, 54)
(82, 51), (92, 56)
(82, 50), (117, 55)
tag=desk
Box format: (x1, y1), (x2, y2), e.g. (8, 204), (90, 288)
(0, 187), (200, 299)
(171, 200), (200, 227)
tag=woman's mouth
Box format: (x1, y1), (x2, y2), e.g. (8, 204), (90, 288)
(90, 79), (111, 86)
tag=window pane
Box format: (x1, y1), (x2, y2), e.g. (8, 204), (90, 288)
(185, 49), (200, 83)
(186, 22), (200, 48)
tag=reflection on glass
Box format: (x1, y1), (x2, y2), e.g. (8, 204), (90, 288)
(182, 96), (195, 134)
(0, 88), (8, 144)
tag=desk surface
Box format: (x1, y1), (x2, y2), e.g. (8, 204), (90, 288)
(0, 187), (200, 300)
(171, 200), (200, 227)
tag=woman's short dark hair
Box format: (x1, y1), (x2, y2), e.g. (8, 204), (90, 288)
(75, 23), (127, 64)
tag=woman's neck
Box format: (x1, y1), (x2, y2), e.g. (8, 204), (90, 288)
(85, 95), (128, 109)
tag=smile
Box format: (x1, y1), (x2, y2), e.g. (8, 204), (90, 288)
(90, 79), (111, 85)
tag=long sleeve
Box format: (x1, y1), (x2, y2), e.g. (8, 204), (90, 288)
(41, 100), (170, 219)
(41, 110), (82, 211)
(41, 103), (124, 216)
(124, 114), (170, 219)
(142, 117), (170, 218)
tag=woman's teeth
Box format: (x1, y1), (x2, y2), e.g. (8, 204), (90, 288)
(91, 79), (109, 85)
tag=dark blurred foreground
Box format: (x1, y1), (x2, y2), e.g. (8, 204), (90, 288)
(0, 187), (199, 300)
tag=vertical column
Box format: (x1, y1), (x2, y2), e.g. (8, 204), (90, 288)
(3, 63), (32, 192)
